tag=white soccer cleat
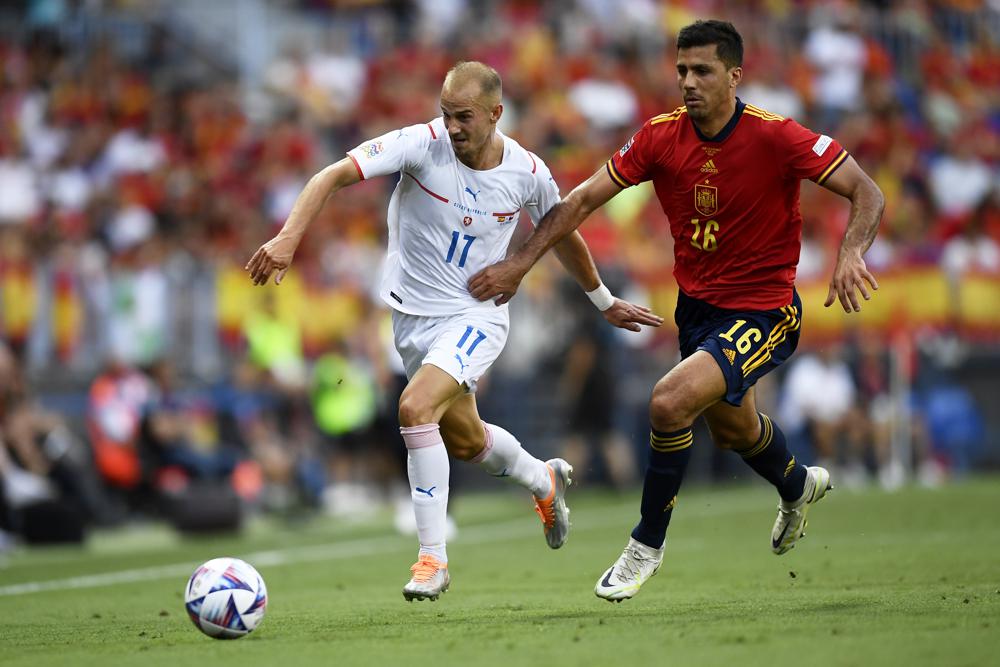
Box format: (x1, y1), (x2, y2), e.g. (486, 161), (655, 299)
(771, 465), (832, 555)
(533, 458), (573, 549)
(402, 554), (450, 601)
(594, 537), (664, 602)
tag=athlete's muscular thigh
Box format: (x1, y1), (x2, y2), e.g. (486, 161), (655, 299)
(439, 394), (486, 461)
(649, 350), (728, 432)
(397, 363), (466, 427)
(703, 386), (762, 450)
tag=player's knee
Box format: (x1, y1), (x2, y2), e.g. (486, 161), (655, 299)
(397, 393), (434, 427)
(648, 382), (695, 432)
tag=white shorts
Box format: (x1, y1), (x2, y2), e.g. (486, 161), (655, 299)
(392, 309), (509, 393)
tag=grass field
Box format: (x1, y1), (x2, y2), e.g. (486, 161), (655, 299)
(1, 479), (998, 667)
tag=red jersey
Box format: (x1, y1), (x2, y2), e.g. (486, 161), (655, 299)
(608, 100), (848, 310)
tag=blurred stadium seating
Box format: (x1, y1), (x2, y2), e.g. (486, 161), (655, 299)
(0, 0), (996, 538)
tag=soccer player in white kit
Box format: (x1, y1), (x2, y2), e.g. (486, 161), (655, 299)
(247, 62), (663, 601)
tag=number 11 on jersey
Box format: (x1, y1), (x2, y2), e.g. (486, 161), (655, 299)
(446, 231), (476, 267)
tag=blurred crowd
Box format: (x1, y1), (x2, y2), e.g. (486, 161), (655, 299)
(0, 0), (997, 543)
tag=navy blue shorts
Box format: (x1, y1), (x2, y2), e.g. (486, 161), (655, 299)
(675, 289), (802, 407)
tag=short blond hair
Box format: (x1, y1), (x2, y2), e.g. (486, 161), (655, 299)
(443, 61), (502, 107)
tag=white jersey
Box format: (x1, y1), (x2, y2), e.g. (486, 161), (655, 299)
(347, 117), (560, 316)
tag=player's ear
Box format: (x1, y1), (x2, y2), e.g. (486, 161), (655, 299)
(491, 103), (503, 124)
(729, 66), (742, 89)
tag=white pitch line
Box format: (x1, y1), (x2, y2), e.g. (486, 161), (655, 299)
(0, 494), (765, 597)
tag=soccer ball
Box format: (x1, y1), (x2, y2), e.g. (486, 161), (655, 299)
(184, 557), (268, 639)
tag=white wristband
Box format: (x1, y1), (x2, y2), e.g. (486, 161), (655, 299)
(586, 283), (616, 311)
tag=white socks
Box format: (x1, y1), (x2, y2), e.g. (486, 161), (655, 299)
(400, 421), (552, 565)
(401, 424), (450, 563)
(473, 422), (552, 498)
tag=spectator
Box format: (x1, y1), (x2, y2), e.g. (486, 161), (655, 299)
(0, 342), (103, 540)
(941, 207), (1000, 281)
(779, 346), (862, 484)
(0, 1), (997, 516)
(928, 134), (995, 220)
(803, 11), (867, 129)
(141, 358), (243, 482)
(567, 58), (639, 132)
(739, 56), (805, 121)
(87, 358), (153, 501)
(310, 348), (379, 518)
(557, 274), (637, 488)
(919, 382), (985, 476)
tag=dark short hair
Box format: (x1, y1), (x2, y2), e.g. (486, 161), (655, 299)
(677, 20), (743, 69)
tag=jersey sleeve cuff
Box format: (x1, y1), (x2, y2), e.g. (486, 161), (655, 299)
(815, 148), (848, 185)
(347, 152), (366, 181)
(606, 159), (633, 188)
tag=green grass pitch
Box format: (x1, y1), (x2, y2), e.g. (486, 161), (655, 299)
(1, 479), (998, 667)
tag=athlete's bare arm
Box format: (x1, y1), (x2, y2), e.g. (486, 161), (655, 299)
(549, 231), (601, 293)
(819, 155), (885, 313)
(550, 230), (663, 332)
(468, 167), (621, 304)
(246, 158), (362, 285)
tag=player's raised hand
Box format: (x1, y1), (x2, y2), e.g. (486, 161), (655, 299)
(601, 298), (664, 332)
(468, 258), (529, 305)
(245, 234), (299, 286)
(824, 249), (878, 313)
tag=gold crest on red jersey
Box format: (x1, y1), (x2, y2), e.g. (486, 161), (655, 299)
(695, 184), (718, 216)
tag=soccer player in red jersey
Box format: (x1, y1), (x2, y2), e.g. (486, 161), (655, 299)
(468, 20), (884, 601)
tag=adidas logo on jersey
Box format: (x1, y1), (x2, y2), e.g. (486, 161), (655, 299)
(701, 159), (719, 174)
(722, 348), (736, 365)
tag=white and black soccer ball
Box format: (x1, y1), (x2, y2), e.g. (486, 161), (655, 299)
(184, 557), (267, 639)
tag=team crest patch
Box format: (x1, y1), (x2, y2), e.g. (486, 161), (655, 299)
(695, 184), (718, 216)
(361, 141), (384, 158)
(619, 134), (635, 157)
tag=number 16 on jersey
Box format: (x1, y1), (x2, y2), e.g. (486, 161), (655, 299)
(690, 218), (718, 252)
(446, 231), (476, 267)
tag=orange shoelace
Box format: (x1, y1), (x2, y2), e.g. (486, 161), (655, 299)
(534, 497), (554, 529)
(533, 465), (556, 529)
(410, 555), (444, 583)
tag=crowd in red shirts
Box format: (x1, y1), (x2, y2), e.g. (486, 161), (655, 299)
(0, 1), (995, 539)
